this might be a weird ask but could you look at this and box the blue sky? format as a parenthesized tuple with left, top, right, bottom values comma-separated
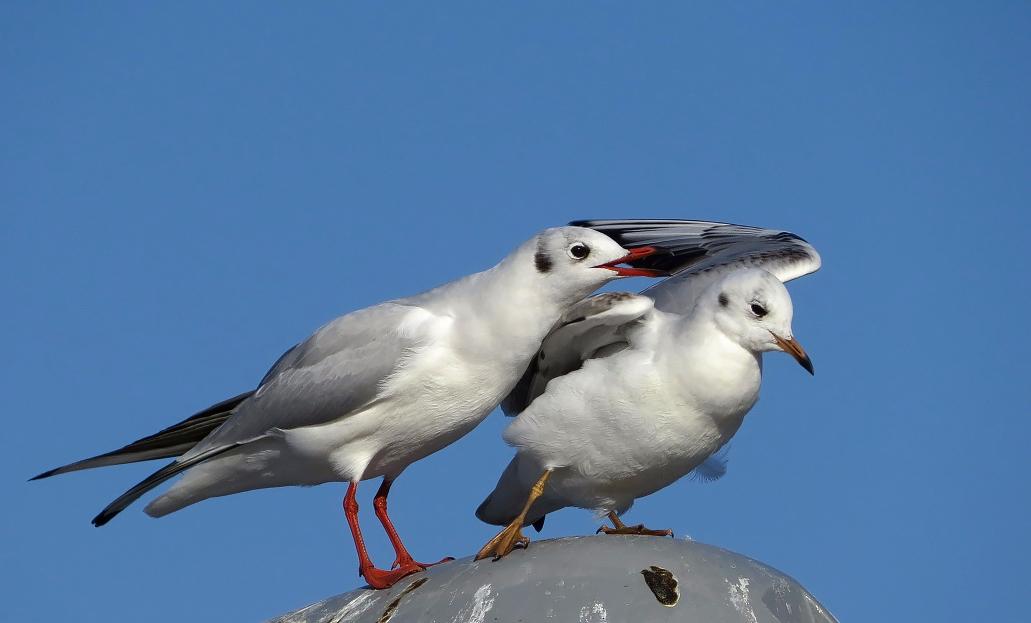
(3, 3, 1029, 621)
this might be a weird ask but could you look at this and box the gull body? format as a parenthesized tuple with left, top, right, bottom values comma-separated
(480, 271, 788, 523)
(34, 225, 663, 588)
(147, 255, 597, 517)
(473, 220, 820, 558)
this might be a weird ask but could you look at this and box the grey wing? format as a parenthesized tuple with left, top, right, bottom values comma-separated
(502, 292, 654, 416)
(182, 302, 441, 460)
(571, 219, 821, 312)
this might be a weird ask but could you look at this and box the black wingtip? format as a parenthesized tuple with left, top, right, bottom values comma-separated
(29, 469, 55, 482)
(531, 516, 546, 532)
(87, 446, 234, 529)
(28, 390, 254, 486)
(88, 459, 183, 528)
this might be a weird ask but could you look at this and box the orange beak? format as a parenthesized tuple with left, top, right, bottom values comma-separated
(771, 332, 814, 375)
(592, 246, 668, 277)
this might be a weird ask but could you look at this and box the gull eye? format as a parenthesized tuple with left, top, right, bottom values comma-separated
(567, 242, 590, 260)
(750, 303, 768, 318)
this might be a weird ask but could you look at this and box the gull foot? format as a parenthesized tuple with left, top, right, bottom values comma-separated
(597, 524, 674, 537)
(475, 523, 530, 561)
(391, 555, 455, 570)
(360, 561, 427, 590)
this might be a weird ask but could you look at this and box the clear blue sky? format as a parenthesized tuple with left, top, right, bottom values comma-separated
(3, 3, 1028, 621)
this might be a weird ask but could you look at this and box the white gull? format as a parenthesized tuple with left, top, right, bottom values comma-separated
(33, 225, 664, 588)
(474, 219, 820, 559)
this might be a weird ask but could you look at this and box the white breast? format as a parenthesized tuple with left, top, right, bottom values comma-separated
(505, 334, 762, 512)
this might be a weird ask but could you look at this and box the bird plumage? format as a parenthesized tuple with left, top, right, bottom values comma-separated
(479, 220, 820, 532)
(35, 226, 659, 527)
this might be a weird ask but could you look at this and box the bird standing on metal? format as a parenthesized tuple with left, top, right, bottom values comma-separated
(474, 220, 820, 560)
(33, 225, 665, 588)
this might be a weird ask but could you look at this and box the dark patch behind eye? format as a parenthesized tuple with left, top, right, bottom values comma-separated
(718, 292, 729, 307)
(534, 240, 552, 273)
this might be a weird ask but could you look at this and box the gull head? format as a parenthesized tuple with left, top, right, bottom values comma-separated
(710, 268, 814, 375)
(530, 226, 666, 293)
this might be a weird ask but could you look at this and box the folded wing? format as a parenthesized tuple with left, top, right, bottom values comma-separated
(501, 292, 655, 416)
(88, 302, 446, 525)
(181, 302, 443, 460)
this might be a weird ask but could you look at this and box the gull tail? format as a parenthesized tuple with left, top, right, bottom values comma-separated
(91, 446, 234, 526)
(30, 391, 254, 481)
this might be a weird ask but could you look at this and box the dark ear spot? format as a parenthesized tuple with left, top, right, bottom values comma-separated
(718, 292, 729, 307)
(534, 241, 552, 273)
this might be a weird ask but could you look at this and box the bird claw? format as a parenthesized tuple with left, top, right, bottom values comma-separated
(491, 535, 530, 561)
(598, 524, 674, 538)
(506, 532, 530, 551)
(359, 562, 426, 590)
(391, 554, 454, 570)
(475, 525, 530, 561)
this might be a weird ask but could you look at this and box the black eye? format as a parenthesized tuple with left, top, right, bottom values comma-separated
(750, 303, 767, 318)
(567, 242, 590, 260)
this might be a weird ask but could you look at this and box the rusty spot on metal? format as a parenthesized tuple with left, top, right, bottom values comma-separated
(376, 577, 428, 623)
(641, 565, 679, 607)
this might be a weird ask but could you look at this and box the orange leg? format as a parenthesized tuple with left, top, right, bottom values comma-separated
(475, 470, 552, 561)
(372, 479, 453, 570)
(342, 481, 424, 589)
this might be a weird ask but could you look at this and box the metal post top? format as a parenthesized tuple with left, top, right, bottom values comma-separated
(270, 535, 837, 623)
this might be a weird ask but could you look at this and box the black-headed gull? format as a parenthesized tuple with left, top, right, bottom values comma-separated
(474, 219, 820, 560)
(32, 225, 665, 588)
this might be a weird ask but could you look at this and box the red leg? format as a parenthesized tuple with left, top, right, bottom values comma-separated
(373, 478, 453, 569)
(342, 481, 424, 589)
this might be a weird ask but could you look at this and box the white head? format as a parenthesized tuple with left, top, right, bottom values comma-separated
(524, 226, 665, 302)
(707, 268, 813, 374)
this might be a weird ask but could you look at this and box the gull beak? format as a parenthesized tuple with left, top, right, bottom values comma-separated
(593, 246, 668, 277)
(771, 332, 814, 375)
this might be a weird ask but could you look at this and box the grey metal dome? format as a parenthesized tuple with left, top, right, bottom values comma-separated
(270, 535, 837, 623)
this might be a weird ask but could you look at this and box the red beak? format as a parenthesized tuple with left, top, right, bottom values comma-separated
(593, 246, 668, 277)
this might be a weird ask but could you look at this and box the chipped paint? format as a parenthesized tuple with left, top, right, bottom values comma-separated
(376, 577, 428, 623)
(641, 565, 679, 607)
(727, 577, 758, 623)
(450, 583, 496, 623)
(578, 602, 608, 622)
